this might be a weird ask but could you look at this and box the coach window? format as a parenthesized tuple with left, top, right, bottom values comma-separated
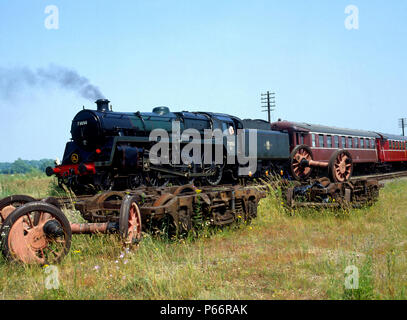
(327, 136, 332, 148)
(348, 137, 353, 148)
(319, 135, 324, 147)
(312, 134, 316, 147)
(354, 138, 359, 148)
(334, 136, 339, 148)
(342, 137, 346, 148)
(371, 140, 375, 149)
(360, 138, 364, 149)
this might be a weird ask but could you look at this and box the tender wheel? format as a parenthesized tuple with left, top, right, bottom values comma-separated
(290, 145, 313, 181)
(1, 202, 72, 265)
(329, 150, 353, 182)
(0, 195, 36, 224)
(119, 195, 143, 246)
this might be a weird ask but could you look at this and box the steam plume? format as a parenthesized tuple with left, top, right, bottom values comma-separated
(0, 65, 104, 101)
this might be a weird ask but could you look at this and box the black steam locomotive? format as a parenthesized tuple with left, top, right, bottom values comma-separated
(46, 99, 290, 194)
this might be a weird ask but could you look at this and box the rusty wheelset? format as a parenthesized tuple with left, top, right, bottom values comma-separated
(0, 195, 142, 265)
(290, 145, 354, 183)
(0, 184, 267, 265)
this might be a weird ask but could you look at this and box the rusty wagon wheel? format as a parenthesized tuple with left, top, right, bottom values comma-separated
(153, 193, 176, 207)
(152, 193, 179, 238)
(328, 150, 353, 182)
(1, 202, 72, 265)
(290, 145, 313, 181)
(119, 195, 143, 246)
(0, 195, 36, 224)
(173, 185, 197, 196)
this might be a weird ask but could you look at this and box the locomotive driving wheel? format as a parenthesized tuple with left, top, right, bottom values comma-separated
(1, 202, 72, 265)
(205, 164, 224, 186)
(329, 150, 353, 182)
(290, 145, 313, 181)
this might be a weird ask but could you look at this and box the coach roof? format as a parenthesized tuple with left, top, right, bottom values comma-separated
(376, 132, 407, 141)
(270, 121, 379, 138)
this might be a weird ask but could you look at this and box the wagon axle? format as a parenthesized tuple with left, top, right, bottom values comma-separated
(45, 220, 120, 236)
(290, 145, 354, 183)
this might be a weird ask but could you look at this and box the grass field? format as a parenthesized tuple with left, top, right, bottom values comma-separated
(0, 174, 406, 300)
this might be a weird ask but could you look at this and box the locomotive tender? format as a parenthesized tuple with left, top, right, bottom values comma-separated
(46, 99, 407, 194)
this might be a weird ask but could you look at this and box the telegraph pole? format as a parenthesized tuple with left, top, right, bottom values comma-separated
(399, 118, 407, 136)
(261, 91, 276, 123)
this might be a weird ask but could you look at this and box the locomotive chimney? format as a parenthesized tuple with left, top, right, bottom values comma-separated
(95, 99, 110, 112)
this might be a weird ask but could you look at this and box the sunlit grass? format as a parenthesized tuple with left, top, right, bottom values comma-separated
(0, 174, 406, 299)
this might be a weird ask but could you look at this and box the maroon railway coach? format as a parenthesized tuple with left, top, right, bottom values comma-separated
(376, 133, 407, 166)
(270, 121, 380, 182)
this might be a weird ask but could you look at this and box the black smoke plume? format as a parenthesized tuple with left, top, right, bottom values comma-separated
(0, 65, 104, 101)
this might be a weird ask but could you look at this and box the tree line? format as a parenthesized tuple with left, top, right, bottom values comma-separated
(0, 159, 54, 174)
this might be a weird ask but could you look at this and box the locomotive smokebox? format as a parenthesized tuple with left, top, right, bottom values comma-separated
(95, 99, 110, 112)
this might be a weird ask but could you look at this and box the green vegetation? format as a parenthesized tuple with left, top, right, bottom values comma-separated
(0, 174, 407, 300)
(0, 159, 54, 175)
(0, 171, 54, 199)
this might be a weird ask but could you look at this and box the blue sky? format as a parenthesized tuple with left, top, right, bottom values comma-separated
(0, 0, 406, 162)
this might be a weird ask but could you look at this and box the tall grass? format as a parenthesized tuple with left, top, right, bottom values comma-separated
(0, 174, 406, 299)
(0, 172, 53, 199)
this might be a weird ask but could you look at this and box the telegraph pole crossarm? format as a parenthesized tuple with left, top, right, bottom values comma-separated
(261, 91, 276, 124)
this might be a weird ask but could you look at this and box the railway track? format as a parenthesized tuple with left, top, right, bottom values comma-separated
(352, 170, 407, 182)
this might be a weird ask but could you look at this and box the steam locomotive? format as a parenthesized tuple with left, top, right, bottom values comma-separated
(47, 99, 407, 195)
(46, 99, 289, 194)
